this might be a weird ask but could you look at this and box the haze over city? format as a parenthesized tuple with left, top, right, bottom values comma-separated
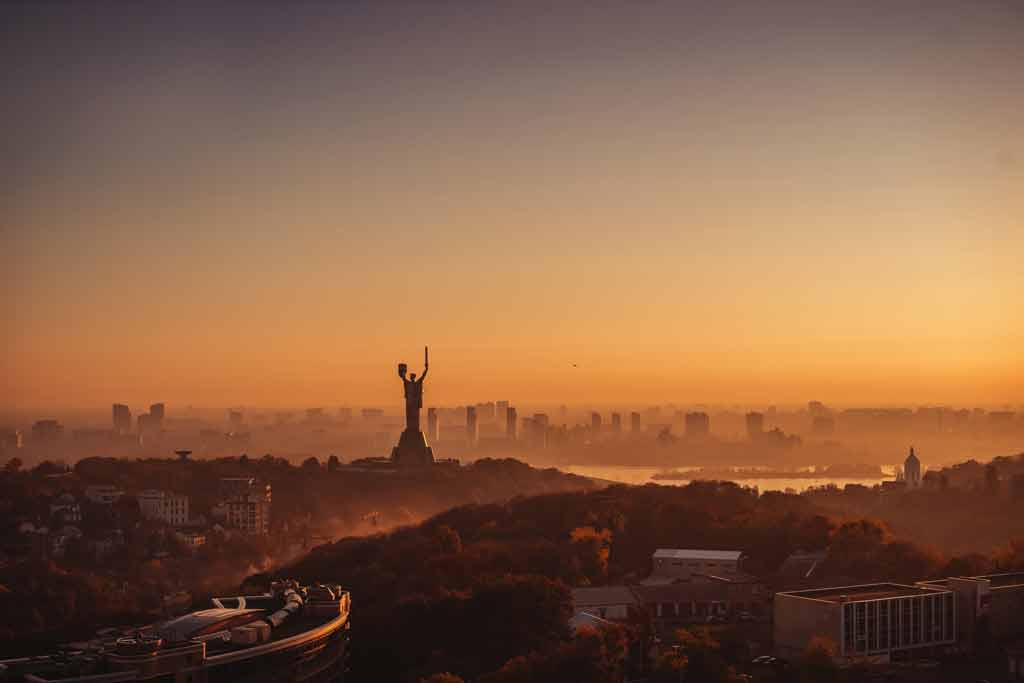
(4, 1, 1022, 415)
(2, 3, 1024, 682)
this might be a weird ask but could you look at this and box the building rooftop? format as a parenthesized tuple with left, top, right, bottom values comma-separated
(779, 582, 949, 604)
(919, 572, 1024, 590)
(980, 572, 1024, 588)
(653, 549, 743, 561)
(573, 586, 639, 607)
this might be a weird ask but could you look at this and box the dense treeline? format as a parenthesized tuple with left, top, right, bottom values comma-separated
(806, 452, 1024, 554)
(0, 455, 593, 654)
(287, 480, 1023, 682)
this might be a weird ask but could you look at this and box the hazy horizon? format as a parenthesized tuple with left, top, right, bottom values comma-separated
(4, 1, 1022, 413)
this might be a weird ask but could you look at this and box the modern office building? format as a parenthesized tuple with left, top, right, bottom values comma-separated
(774, 583, 956, 662)
(685, 412, 710, 437)
(630, 411, 642, 434)
(507, 406, 518, 440)
(591, 412, 602, 434)
(611, 412, 622, 433)
(918, 572, 1024, 646)
(149, 402, 165, 424)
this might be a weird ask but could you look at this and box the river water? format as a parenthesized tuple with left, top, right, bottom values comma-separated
(562, 465, 891, 493)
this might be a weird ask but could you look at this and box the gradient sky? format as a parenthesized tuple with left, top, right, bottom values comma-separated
(2, 1, 1022, 414)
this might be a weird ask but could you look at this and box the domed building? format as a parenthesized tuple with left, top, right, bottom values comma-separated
(904, 447, 922, 488)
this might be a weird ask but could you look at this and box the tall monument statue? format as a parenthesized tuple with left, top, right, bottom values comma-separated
(398, 346, 428, 431)
(391, 346, 435, 465)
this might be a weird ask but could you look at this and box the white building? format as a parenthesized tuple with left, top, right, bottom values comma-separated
(652, 549, 744, 580)
(138, 489, 190, 527)
(84, 484, 125, 505)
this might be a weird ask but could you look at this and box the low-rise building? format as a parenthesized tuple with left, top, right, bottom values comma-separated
(774, 583, 957, 663)
(84, 484, 125, 505)
(633, 576, 768, 627)
(919, 572, 1024, 647)
(651, 548, 744, 580)
(572, 586, 639, 621)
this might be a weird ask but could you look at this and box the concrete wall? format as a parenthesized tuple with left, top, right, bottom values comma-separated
(773, 594, 841, 660)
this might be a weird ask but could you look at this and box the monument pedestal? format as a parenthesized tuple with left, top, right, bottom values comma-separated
(391, 429, 434, 466)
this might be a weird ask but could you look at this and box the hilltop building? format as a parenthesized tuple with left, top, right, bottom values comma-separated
(904, 447, 922, 488)
(138, 489, 189, 527)
(218, 477, 271, 534)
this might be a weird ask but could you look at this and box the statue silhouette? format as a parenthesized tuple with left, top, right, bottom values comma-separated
(392, 346, 434, 465)
(398, 346, 428, 431)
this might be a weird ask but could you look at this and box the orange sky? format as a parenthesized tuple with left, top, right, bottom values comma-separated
(3, 1, 1022, 414)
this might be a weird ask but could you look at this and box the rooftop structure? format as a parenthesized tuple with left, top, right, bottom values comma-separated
(653, 549, 743, 562)
(775, 582, 956, 663)
(0, 580, 350, 682)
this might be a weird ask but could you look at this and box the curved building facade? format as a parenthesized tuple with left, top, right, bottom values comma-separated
(0, 581, 349, 683)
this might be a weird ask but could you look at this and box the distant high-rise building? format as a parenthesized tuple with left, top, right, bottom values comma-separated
(904, 447, 922, 488)
(611, 412, 622, 433)
(685, 412, 710, 437)
(476, 402, 496, 421)
(466, 406, 478, 445)
(149, 403, 165, 424)
(745, 412, 764, 440)
(529, 413, 549, 448)
(591, 412, 602, 434)
(427, 407, 439, 442)
(808, 401, 829, 418)
(507, 407, 518, 440)
(137, 413, 161, 435)
(361, 408, 384, 421)
(630, 411, 642, 433)
(31, 419, 63, 443)
(228, 410, 244, 430)
(112, 404, 132, 436)
(496, 400, 509, 423)
(0, 429, 23, 450)
(812, 415, 835, 435)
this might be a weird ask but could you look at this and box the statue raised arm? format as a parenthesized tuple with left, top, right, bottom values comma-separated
(417, 347, 428, 383)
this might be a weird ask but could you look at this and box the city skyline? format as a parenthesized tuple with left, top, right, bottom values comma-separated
(4, 1, 1022, 412)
